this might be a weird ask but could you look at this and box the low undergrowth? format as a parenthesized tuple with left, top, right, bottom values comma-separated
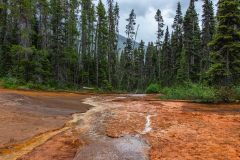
(0, 77, 119, 93)
(146, 83, 160, 94)
(0, 77, 82, 91)
(1, 77, 239, 103)
(146, 83, 240, 103)
(160, 83, 216, 102)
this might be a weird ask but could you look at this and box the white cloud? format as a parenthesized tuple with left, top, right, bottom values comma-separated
(96, 0, 218, 42)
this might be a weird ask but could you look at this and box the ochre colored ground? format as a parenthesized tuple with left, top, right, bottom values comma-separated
(0, 90, 239, 160)
(105, 99, 240, 159)
(0, 89, 92, 155)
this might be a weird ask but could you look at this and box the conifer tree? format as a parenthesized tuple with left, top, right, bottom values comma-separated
(135, 40, 145, 90)
(122, 9, 136, 90)
(208, 0, 240, 86)
(64, 0, 79, 84)
(182, 0, 201, 82)
(201, 0, 215, 80)
(155, 9, 164, 80)
(96, 0, 108, 87)
(50, 0, 66, 82)
(0, 0, 8, 75)
(114, 2, 120, 36)
(145, 42, 157, 85)
(155, 9, 164, 49)
(162, 27, 172, 86)
(107, 0, 116, 86)
(80, 0, 95, 85)
(34, 0, 50, 50)
(172, 2, 183, 82)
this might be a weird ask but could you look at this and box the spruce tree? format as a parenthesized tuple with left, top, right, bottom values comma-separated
(162, 27, 172, 86)
(107, 0, 116, 86)
(172, 2, 183, 83)
(80, 0, 95, 85)
(34, 0, 50, 50)
(155, 9, 164, 49)
(64, 0, 79, 84)
(135, 40, 145, 90)
(208, 0, 240, 86)
(50, 0, 66, 82)
(96, 0, 108, 87)
(201, 0, 215, 80)
(10, 0, 35, 81)
(145, 42, 156, 85)
(0, 0, 8, 76)
(182, 0, 201, 82)
(114, 2, 120, 36)
(122, 9, 136, 90)
(155, 9, 164, 81)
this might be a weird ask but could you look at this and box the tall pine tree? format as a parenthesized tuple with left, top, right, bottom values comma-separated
(96, 0, 108, 87)
(122, 9, 136, 91)
(155, 9, 164, 81)
(201, 0, 215, 80)
(172, 2, 183, 83)
(208, 0, 240, 86)
(161, 27, 172, 86)
(181, 0, 201, 82)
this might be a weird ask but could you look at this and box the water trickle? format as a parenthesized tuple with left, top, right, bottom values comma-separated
(142, 115, 152, 134)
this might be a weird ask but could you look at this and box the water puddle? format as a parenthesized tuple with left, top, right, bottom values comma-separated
(73, 136, 149, 160)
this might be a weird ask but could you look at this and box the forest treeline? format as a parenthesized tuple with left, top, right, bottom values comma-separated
(0, 0, 239, 92)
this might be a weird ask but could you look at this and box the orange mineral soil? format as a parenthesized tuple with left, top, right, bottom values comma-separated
(0, 90, 239, 160)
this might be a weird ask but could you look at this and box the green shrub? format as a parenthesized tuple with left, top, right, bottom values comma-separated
(160, 83, 216, 102)
(235, 86, 240, 99)
(214, 86, 240, 102)
(102, 80, 113, 91)
(2, 77, 20, 89)
(146, 84, 160, 94)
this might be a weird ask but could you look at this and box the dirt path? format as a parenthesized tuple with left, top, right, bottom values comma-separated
(0, 90, 239, 160)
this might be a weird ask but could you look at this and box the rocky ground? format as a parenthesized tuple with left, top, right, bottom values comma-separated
(0, 89, 239, 160)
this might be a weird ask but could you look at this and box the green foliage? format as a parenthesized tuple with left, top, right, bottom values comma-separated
(1, 77, 20, 89)
(208, 0, 240, 86)
(146, 83, 160, 94)
(171, 2, 183, 84)
(182, 0, 201, 81)
(161, 27, 172, 86)
(102, 80, 113, 91)
(121, 9, 136, 91)
(10, 45, 51, 83)
(215, 87, 238, 102)
(0, 0, 239, 98)
(235, 86, 240, 100)
(0, 77, 79, 91)
(160, 83, 216, 102)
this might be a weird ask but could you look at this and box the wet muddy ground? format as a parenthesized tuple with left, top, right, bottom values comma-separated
(0, 90, 239, 160)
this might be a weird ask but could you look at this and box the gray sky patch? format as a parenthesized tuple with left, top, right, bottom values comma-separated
(95, 0, 218, 43)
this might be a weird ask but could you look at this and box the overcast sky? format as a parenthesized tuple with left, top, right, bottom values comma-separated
(95, 0, 218, 43)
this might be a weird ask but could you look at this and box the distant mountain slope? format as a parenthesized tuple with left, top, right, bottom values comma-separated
(117, 35, 146, 52)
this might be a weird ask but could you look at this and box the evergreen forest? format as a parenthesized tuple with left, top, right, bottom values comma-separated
(0, 0, 239, 101)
